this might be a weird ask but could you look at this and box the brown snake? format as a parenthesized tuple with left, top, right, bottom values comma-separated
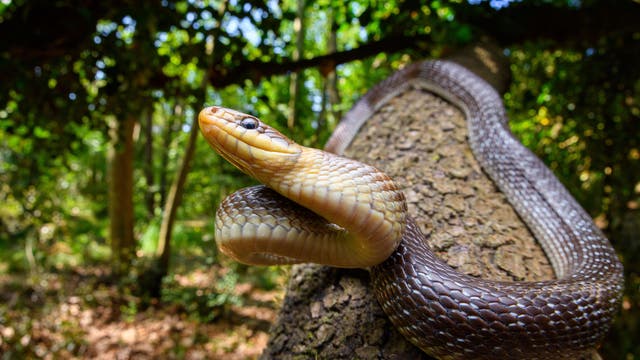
(199, 60, 624, 359)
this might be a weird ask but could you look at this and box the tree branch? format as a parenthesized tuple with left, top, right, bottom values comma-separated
(207, 33, 432, 88)
(206, 1, 640, 89)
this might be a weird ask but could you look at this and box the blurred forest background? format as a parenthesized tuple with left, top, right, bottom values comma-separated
(1, 0, 639, 358)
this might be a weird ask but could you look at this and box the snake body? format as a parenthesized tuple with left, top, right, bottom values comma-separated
(199, 60, 623, 359)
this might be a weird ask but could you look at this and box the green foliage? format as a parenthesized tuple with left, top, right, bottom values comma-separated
(161, 268, 242, 323)
(506, 35, 640, 234)
(245, 265, 290, 291)
(505, 35, 640, 360)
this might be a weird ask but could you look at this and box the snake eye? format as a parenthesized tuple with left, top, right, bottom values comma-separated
(240, 117, 259, 130)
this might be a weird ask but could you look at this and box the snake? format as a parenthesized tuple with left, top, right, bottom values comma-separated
(198, 60, 624, 359)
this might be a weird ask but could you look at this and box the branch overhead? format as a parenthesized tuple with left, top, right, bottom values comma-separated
(207, 34, 432, 88)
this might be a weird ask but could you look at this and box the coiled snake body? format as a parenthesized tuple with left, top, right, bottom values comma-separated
(199, 60, 623, 359)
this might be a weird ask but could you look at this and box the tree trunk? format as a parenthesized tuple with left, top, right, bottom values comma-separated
(143, 108, 155, 218)
(107, 114, 136, 277)
(156, 113, 200, 280)
(317, 7, 340, 141)
(326, 11, 341, 125)
(287, 0, 305, 130)
(147, 3, 227, 296)
(260, 42, 557, 358)
(159, 108, 178, 209)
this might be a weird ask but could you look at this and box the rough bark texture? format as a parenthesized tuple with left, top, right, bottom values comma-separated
(261, 44, 556, 359)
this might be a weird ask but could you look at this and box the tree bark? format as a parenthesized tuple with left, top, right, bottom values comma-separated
(260, 42, 557, 358)
(159, 105, 179, 210)
(156, 114, 200, 280)
(317, 8, 341, 140)
(143, 108, 155, 218)
(287, 0, 306, 130)
(107, 115, 136, 277)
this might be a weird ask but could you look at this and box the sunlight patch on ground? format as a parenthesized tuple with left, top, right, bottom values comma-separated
(0, 265, 286, 359)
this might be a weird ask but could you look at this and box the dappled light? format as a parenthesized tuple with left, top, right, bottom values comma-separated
(0, 263, 284, 358)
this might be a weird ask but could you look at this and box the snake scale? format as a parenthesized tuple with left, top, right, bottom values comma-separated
(199, 60, 624, 359)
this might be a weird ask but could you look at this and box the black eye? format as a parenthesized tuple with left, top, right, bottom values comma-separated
(240, 117, 259, 130)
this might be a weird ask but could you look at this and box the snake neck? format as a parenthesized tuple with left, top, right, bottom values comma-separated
(261, 147, 408, 267)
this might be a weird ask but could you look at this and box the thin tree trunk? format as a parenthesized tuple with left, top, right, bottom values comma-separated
(287, 0, 305, 130)
(143, 109, 155, 218)
(140, 1, 229, 298)
(317, 76, 329, 142)
(158, 106, 178, 208)
(326, 10, 341, 126)
(155, 113, 200, 281)
(107, 114, 136, 277)
(316, 7, 339, 140)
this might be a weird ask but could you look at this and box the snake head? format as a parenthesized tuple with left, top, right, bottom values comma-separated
(198, 106, 302, 180)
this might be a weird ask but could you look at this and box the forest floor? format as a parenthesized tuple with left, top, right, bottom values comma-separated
(0, 263, 286, 359)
